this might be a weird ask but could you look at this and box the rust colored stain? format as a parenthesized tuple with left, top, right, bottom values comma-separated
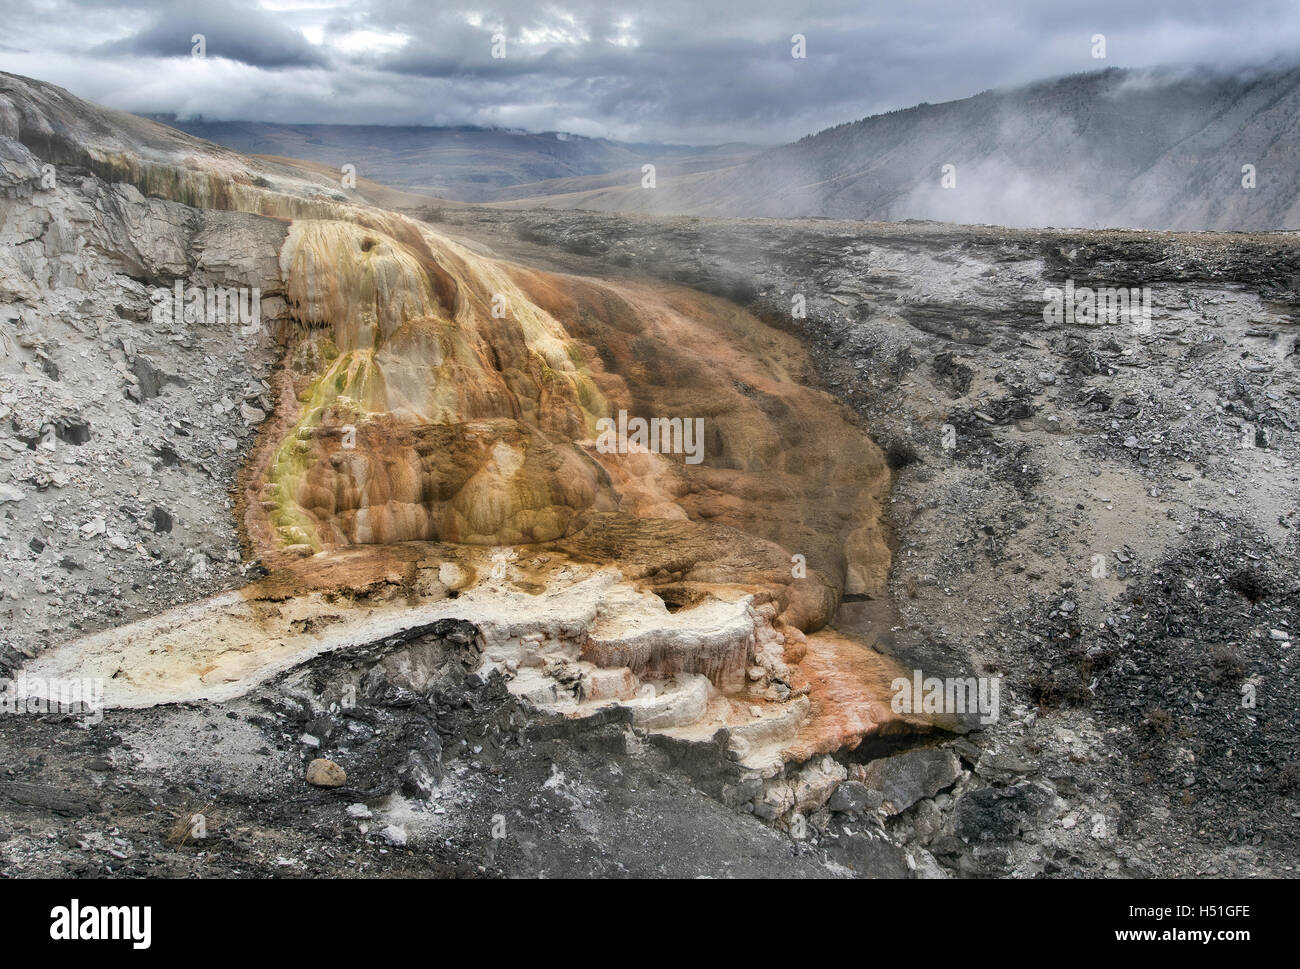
(786, 628, 943, 761)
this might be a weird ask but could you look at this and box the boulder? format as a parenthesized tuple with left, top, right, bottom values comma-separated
(953, 782, 1056, 842)
(305, 758, 346, 788)
(856, 748, 961, 815)
(827, 779, 877, 815)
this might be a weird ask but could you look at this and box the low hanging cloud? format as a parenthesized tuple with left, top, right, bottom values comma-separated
(3, 0, 1300, 144)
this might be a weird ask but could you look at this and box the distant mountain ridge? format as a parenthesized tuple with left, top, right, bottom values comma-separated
(143, 115, 758, 203)
(493, 64, 1300, 231)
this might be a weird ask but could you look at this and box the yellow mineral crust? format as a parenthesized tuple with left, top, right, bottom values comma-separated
(251, 214, 891, 626)
(255, 218, 614, 551)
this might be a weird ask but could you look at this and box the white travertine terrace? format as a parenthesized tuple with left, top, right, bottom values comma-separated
(19, 548, 903, 770)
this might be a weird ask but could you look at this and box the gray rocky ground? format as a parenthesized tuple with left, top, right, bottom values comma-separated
(419, 207, 1300, 876)
(2, 85, 1298, 876)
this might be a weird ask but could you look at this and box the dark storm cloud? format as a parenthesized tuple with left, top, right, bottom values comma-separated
(3, 0, 1299, 143)
(94, 2, 326, 68)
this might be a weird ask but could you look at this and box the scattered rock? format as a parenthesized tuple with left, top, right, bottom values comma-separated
(150, 506, 173, 533)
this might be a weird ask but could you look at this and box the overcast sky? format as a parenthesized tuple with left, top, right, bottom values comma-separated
(3, 0, 1299, 144)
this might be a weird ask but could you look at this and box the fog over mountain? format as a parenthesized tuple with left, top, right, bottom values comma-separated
(500, 63, 1300, 231)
